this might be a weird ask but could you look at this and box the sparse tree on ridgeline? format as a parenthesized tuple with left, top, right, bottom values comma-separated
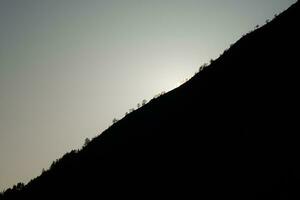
(112, 118, 118, 124)
(84, 138, 90, 147)
(142, 99, 147, 106)
(129, 108, 135, 113)
(199, 63, 208, 72)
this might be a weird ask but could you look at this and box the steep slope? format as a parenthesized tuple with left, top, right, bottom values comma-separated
(2, 1, 300, 199)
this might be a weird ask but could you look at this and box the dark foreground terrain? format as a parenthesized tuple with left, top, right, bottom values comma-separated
(1, 1, 299, 199)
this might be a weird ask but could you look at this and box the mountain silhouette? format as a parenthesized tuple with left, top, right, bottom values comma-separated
(1, 1, 299, 199)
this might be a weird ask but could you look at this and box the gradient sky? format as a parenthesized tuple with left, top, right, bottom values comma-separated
(0, 0, 296, 191)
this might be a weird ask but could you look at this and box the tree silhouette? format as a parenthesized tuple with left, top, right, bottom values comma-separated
(112, 118, 118, 124)
(84, 138, 90, 147)
(142, 99, 147, 106)
(199, 63, 208, 72)
(14, 183, 24, 191)
(50, 159, 58, 169)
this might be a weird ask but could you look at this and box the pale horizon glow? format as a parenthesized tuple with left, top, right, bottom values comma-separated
(0, 0, 296, 191)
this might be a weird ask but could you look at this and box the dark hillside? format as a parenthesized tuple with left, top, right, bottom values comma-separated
(1, 1, 299, 199)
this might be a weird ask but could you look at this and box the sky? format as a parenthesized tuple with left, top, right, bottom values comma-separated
(0, 0, 296, 191)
